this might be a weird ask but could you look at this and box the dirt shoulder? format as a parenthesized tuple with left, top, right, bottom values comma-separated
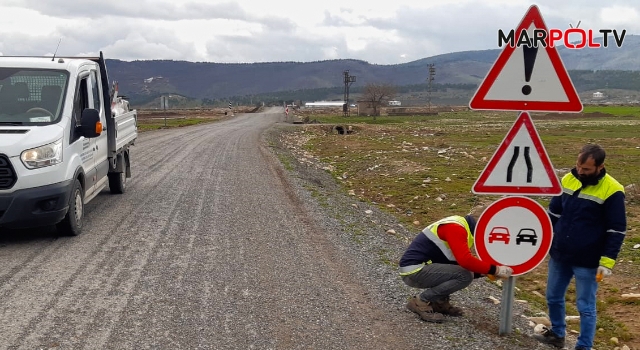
(263, 115, 640, 350)
(263, 122, 567, 350)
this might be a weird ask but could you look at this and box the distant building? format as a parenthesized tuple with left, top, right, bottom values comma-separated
(593, 91, 604, 99)
(304, 101, 345, 108)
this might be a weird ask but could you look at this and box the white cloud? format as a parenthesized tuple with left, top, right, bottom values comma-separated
(600, 6, 640, 27)
(0, 0, 638, 64)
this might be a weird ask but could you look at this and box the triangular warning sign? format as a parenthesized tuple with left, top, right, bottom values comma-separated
(473, 112, 562, 196)
(469, 5, 583, 112)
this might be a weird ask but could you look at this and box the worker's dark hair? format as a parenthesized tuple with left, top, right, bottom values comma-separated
(579, 144, 606, 166)
(465, 215, 477, 236)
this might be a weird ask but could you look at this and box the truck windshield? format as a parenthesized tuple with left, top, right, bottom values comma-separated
(0, 68, 69, 124)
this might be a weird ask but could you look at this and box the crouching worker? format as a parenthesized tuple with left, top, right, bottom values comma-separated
(399, 213, 513, 323)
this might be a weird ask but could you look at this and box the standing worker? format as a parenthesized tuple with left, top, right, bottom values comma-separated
(399, 209, 513, 323)
(533, 144, 626, 350)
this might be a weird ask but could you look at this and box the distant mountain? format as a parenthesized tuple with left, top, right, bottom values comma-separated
(558, 34, 640, 70)
(105, 35, 640, 106)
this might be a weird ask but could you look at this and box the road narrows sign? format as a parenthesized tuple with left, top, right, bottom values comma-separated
(469, 5, 583, 112)
(474, 196, 553, 276)
(473, 111, 561, 196)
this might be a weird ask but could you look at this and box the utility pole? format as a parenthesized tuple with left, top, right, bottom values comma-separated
(343, 70, 356, 117)
(161, 95, 168, 127)
(427, 64, 435, 112)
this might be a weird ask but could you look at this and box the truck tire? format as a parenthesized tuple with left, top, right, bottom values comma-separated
(108, 171, 126, 194)
(109, 153, 128, 194)
(57, 179, 84, 236)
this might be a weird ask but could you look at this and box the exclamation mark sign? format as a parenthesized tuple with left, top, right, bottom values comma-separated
(521, 45, 538, 96)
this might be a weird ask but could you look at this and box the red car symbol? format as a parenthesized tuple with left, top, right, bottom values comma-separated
(488, 227, 511, 244)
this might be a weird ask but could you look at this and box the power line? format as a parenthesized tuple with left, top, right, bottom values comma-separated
(343, 70, 356, 117)
(427, 64, 435, 111)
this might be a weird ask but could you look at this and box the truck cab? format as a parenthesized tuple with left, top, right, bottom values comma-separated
(0, 52, 137, 235)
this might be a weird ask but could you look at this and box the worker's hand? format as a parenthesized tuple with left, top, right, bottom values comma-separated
(596, 266, 612, 282)
(597, 266, 612, 276)
(495, 265, 513, 279)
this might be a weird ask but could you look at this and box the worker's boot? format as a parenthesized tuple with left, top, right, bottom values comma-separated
(406, 296, 445, 323)
(431, 296, 464, 317)
(532, 326, 565, 348)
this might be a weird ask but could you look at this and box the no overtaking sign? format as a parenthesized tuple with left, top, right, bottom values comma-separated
(474, 196, 553, 276)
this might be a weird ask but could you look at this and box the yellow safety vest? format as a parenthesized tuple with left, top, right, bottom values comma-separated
(399, 215, 474, 276)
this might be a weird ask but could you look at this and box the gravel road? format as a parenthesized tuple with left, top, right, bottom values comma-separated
(0, 107, 561, 349)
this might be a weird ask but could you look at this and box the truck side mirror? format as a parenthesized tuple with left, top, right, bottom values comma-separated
(80, 108, 102, 138)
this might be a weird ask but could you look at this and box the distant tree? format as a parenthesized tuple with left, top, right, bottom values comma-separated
(361, 83, 396, 117)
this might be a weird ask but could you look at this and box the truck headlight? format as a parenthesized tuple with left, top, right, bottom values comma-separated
(21, 139, 63, 169)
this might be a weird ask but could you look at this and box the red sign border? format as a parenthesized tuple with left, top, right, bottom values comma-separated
(469, 5, 583, 113)
(474, 196, 553, 276)
(472, 111, 562, 196)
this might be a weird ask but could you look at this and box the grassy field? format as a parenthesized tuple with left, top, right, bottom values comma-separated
(285, 106, 640, 349)
(582, 105, 640, 117)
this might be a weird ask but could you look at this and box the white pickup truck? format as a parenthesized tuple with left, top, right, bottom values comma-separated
(0, 52, 137, 235)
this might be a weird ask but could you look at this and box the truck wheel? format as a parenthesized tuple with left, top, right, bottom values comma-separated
(108, 171, 126, 194)
(57, 179, 84, 236)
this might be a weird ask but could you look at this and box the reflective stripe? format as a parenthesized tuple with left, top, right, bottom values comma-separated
(548, 210, 561, 219)
(423, 215, 473, 262)
(399, 264, 425, 276)
(577, 192, 605, 204)
(399, 260, 433, 276)
(423, 228, 455, 261)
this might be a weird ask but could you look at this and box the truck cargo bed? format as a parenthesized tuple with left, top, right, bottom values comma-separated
(113, 110, 137, 153)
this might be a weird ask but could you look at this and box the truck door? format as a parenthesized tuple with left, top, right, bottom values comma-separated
(73, 72, 97, 196)
(89, 69, 109, 190)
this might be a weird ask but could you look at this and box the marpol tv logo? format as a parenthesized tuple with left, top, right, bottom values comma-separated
(498, 27, 627, 49)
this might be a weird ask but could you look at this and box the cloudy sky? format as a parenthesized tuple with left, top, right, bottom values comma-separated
(0, 0, 638, 64)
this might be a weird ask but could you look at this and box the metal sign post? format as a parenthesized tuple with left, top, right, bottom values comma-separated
(499, 276, 516, 335)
